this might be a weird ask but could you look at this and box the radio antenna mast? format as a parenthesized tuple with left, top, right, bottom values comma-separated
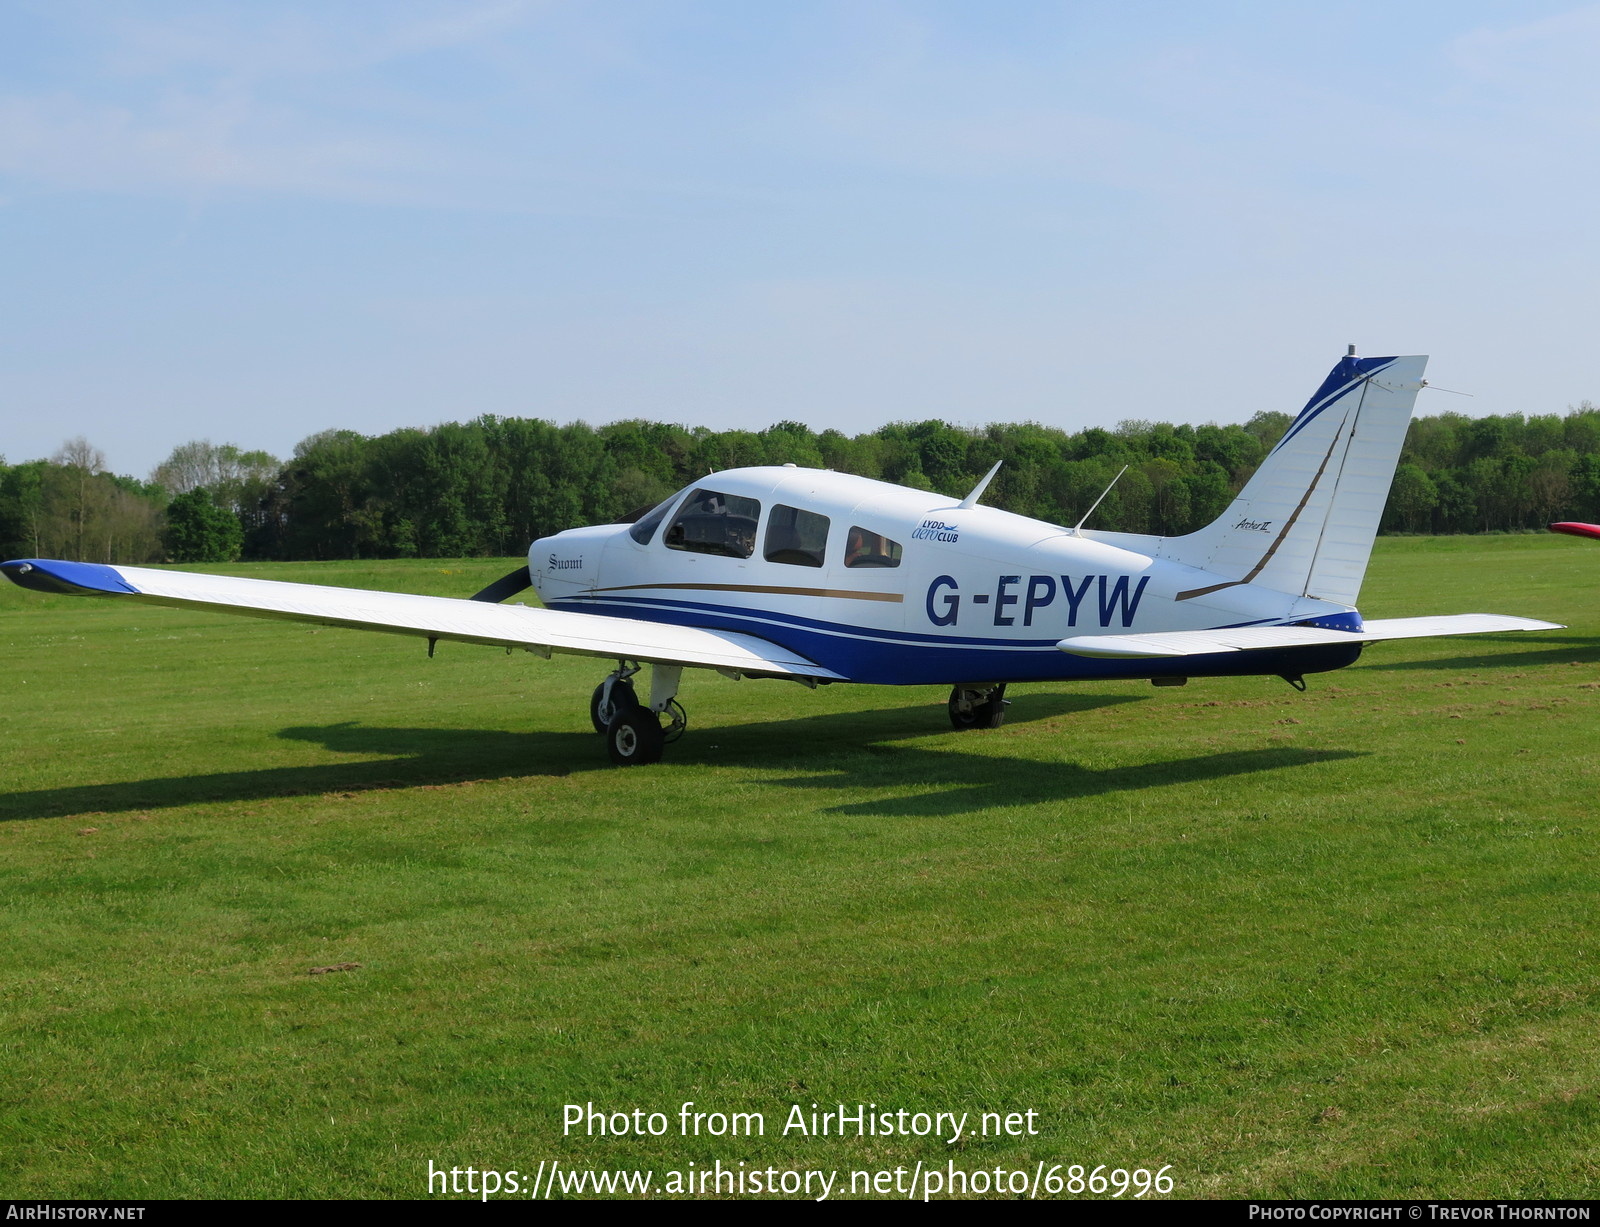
(1071, 465, 1129, 536)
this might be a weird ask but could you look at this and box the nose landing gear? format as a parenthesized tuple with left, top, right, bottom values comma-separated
(594, 662, 687, 765)
(605, 704, 665, 766)
(590, 668, 639, 733)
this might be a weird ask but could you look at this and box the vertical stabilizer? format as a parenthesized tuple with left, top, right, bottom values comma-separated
(1166, 353, 1427, 606)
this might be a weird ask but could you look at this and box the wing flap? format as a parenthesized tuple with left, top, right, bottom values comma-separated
(2, 559, 845, 680)
(1057, 614, 1562, 659)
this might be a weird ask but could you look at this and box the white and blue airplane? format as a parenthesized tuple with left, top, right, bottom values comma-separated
(2, 350, 1562, 765)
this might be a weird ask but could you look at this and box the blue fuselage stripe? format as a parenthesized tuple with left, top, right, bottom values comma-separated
(548, 596, 1357, 686)
(561, 593, 1065, 648)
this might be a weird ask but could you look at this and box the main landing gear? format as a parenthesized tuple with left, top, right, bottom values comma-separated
(948, 683, 1008, 731)
(591, 663, 687, 766)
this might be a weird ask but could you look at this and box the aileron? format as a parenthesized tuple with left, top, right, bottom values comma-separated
(3, 559, 843, 680)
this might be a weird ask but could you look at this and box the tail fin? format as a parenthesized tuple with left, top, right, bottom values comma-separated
(1166, 352, 1427, 606)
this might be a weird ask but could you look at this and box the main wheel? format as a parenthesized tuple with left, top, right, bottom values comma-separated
(948, 685, 1008, 730)
(590, 679, 638, 733)
(605, 706, 665, 766)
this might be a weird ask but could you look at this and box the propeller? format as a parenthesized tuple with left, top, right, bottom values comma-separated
(470, 564, 533, 603)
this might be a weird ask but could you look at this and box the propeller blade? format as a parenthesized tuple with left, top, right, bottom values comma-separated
(470, 565, 532, 603)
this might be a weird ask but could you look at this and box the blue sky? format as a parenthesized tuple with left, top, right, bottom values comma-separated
(4, 1, 1599, 478)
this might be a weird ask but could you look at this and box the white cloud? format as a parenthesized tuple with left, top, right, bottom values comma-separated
(0, 91, 436, 201)
(0, 2, 548, 202)
(1448, 3, 1600, 91)
(97, 1, 540, 82)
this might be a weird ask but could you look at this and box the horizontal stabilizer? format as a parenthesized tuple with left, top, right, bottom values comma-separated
(0, 559, 845, 680)
(1057, 614, 1562, 659)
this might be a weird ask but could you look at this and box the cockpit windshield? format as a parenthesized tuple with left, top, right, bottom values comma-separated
(627, 492, 682, 545)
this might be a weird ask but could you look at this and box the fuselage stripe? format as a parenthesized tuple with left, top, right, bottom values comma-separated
(550, 594, 1299, 652)
(590, 581, 902, 602)
(554, 594, 1066, 649)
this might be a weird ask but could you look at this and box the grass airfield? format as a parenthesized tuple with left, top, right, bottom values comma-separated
(2, 535, 1597, 1200)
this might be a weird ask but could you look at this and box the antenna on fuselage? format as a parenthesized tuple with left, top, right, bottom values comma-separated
(958, 460, 1004, 509)
(1070, 465, 1129, 536)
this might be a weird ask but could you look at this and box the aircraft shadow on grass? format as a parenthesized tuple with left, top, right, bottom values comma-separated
(1354, 633, 1600, 674)
(0, 690, 1359, 823)
(767, 745, 1362, 818)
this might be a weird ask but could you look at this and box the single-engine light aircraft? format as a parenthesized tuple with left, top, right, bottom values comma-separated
(3, 350, 1562, 765)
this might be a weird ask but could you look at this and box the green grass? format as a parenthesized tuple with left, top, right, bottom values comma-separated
(2, 538, 1598, 1199)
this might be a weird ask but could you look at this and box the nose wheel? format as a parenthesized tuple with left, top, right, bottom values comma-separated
(593, 663, 686, 765)
(605, 705, 666, 765)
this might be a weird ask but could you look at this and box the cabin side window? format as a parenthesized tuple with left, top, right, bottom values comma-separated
(844, 526, 902, 568)
(763, 505, 830, 568)
(663, 487, 761, 559)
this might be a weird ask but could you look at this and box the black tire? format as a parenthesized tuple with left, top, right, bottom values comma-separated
(590, 679, 637, 734)
(605, 707, 665, 766)
(948, 686, 1007, 731)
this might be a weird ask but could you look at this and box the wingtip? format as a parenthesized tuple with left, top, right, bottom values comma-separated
(2, 558, 140, 596)
(1550, 522, 1600, 541)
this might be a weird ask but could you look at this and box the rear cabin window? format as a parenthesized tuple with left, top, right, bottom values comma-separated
(663, 487, 761, 559)
(763, 505, 830, 568)
(844, 526, 903, 568)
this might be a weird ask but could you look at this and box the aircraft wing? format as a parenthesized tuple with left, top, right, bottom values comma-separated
(1056, 614, 1562, 659)
(1, 559, 846, 681)
(1550, 522, 1600, 541)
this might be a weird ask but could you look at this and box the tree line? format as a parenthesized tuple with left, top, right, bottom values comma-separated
(4, 404, 1599, 565)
